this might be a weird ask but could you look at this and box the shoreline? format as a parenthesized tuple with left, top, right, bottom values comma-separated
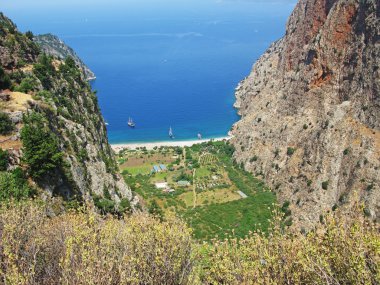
(111, 136, 232, 151)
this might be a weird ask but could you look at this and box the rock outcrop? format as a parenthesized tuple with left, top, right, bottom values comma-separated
(0, 13, 132, 205)
(231, 0, 379, 228)
(34, 34, 96, 81)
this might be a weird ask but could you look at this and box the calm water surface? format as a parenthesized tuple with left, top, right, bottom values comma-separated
(3, 0, 296, 143)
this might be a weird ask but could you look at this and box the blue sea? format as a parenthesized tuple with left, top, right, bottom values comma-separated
(3, 0, 296, 143)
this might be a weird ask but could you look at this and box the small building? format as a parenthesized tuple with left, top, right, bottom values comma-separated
(153, 165, 161, 173)
(163, 188, 175, 193)
(177, 180, 191, 187)
(159, 164, 167, 171)
(155, 182, 169, 189)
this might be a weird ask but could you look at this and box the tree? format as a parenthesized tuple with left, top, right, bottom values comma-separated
(0, 66, 11, 90)
(148, 200, 164, 220)
(25, 31, 34, 40)
(0, 148, 8, 171)
(0, 168, 34, 202)
(20, 112, 63, 180)
(0, 112, 14, 135)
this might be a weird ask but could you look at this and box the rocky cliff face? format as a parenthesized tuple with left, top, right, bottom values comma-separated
(0, 13, 132, 206)
(34, 34, 96, 81)
(231, 0, 379, 228)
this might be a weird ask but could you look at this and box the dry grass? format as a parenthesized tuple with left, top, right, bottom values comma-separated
(0, 202, 193, 285)
(0, 200, 378, 284)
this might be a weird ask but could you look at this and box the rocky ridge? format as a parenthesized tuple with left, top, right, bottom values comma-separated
(34, 34, 96, 81)
(231, 0, 379, 228)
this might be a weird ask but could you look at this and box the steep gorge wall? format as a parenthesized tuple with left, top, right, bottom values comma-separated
(231, 0, 379, 228)
(0, 13, 132, 204)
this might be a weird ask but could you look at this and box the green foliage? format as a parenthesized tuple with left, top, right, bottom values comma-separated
(33, 54, 55, 90)
(0, 112, 14, 135)
(20, 112, 64, 180)
(93, 195, 116, 215)
(250, 155, 258, 162)
(148, 199, 164, 221)
(343, 148, 350, 155)
(322, 180, 329, 190)
(14, 76, 37, 93)
(0, 168, 35, 202)
(119, 197, 132, 214)
(25, 30, 34, 40)
(103, 186, 112, 200)
(0, 148, 8, 171)
(287, 147, 296, 156)
(0, 66, 11, 90)
(175, 171, 192, 182)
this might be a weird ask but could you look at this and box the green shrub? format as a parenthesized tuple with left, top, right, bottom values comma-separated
(20, 112, 64, 180)
(287, 147, 296, 156)
(0, 66, 11, 90)
(33, 54, 55, 90)
(0, 148, 8, 171)
(322, 180, 329, 190)
(14, 76, 37, 93)
(250, 155, 258, 162)
(0, 112, 14, 135)
(119, 197, 132, 213)
(0, 168, 34, 202)
(93, 195, 116, 215)
(343, 148, 350, 155)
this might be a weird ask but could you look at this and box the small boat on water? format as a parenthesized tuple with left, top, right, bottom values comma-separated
(169, 126, 174, 139)
(128, 117, 136, 128)
(105, 121, 109, 126)
(197, 133, 202, 140)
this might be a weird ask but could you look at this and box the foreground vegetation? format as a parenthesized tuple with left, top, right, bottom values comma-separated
(0, 200, 378, 284)
(120, 141, 276, 240)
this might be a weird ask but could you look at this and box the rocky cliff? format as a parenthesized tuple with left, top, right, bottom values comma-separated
(34, 34, 96, 81)
(231, 0, 379, 228)
(0, 13, 132, 208)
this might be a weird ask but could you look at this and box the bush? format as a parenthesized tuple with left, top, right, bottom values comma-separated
(0, 66, 11, 90)
(93, 195, 116, 215)
(0, 112, 14, 135)
(14, 76, 37, 93)
(33, 54, 55, 90)
(287, 147, 296, 156)
(250, 155, 258, 162)
(0, 148, 8, 171)
(20, 112, 64, 179)
(197, 204, 379, 284)
(322, 180, 329, 190)
(0, 168, 34, 202)
(0, 201, 193, 285)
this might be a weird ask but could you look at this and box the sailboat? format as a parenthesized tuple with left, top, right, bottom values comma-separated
(128, 117, 136, 128)
(169, 126, 174, 139)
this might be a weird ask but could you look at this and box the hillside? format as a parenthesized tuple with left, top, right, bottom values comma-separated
(34, 34, 96, 81)
(231, 0, 379, 228)
(0, 13, 133, 211)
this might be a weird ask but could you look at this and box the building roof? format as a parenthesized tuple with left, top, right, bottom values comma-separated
(155, 182, 169, 189)
(177, 180, 190, 186)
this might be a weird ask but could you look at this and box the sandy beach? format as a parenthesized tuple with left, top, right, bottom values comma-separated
(111, 136, 232, 152)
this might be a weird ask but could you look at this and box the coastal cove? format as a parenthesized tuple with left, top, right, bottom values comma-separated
(4, 0, 296, 144)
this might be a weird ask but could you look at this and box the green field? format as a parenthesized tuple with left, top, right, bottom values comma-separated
(119, 141, 277, 241)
